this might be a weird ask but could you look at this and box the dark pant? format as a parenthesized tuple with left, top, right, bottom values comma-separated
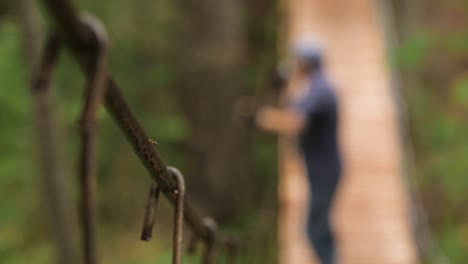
(307, 173, 340, 264)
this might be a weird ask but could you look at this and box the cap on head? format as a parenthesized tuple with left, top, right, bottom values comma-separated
(292, 37, 324, 70)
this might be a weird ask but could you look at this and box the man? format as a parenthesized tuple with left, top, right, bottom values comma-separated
(256, 42, 342, 264)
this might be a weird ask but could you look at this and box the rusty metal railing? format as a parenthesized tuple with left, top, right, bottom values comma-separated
(36, 0, 239, 263)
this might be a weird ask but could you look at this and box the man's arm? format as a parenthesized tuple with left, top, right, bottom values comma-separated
(255, 106, 306, 136)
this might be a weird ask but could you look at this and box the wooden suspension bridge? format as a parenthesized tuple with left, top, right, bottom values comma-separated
(278, 0, 419, 263)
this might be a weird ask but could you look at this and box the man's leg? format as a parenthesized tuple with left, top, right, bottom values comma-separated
(307, 175, 340, 264)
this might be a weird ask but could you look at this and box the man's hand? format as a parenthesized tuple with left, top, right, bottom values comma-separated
(255, 106, 305, 136)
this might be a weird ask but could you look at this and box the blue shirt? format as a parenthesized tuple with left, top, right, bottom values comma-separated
(292, 72, 342, 177)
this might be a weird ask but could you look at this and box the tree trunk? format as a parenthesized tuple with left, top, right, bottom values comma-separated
(172, 0, 251, 222)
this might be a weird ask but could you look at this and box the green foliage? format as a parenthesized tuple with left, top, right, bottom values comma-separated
(0, 22, 41, 264)
(444, 34, 468, 57)
(395, 32, 434, 70)
(440, 226, 467, 262)
(0, 0, 15, 18)
(399, 23, 468, 264)
(452, 76, 468, 105)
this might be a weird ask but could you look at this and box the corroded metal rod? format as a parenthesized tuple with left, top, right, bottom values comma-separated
(141, 182, 160, 241)
(167, 167, 186, 264)
(77, 13, 109, 264)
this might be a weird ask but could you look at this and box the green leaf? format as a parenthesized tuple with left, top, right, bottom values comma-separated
(452, 76, 468, 105)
